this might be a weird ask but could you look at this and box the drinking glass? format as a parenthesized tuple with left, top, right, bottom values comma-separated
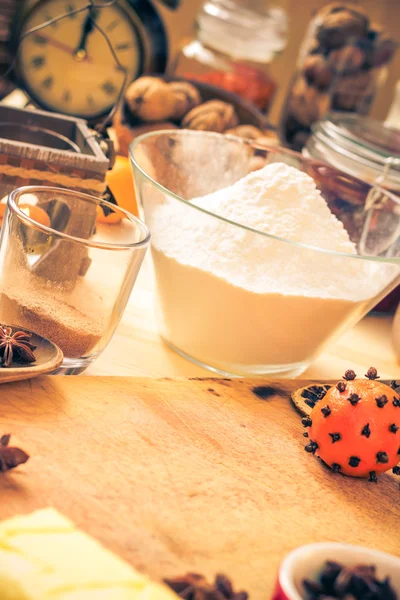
(0, 186, 150, 374)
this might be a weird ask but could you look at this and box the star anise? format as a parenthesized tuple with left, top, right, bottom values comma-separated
(303, 560, 398, 600)
(0, 434, 29, 472)
(0, 326, 36, 367)
(164, 573, 248, 600)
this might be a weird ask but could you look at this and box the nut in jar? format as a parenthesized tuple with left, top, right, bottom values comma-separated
(331, 70, 373, 112)
(316, 5, 369, 49)
(287, 77, 330, 128)
(281, 2, 397, 150)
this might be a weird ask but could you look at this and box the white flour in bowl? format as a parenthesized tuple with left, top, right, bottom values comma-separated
(148, 163, 394, 375)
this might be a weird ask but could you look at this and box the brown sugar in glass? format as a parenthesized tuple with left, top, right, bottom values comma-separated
(0, 186, 149, 374)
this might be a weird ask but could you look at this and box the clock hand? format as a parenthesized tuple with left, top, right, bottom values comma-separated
(38, 35, 75, 55)
(74, 6, 98, 60)
(38, 34, 93, 63)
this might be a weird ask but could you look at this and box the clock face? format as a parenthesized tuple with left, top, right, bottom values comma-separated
(17, 0, 143, 119)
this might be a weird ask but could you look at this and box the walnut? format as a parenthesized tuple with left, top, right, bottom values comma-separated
(254, 132, 280, 148)
(333, 70, 372, 94)
(168, 81, 202, 121)
(317, 8, 369, 49)
(372, 37, 397, 67)
(317, 2, 368, 20)
(225, 125, 264, 140)
(303, 55, 334, 90)
(329, 45, 365, 73)
(302, 38, 324, 57)
(287, 77, 330, 127)
(182, 100, 239, 132)
(125, 77, 176, 122)
(331, 71, 373, 111)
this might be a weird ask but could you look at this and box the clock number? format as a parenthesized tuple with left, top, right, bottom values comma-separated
(87, 94, 95, 107)
(34, 35, 48, 46)
(63, 90, 71, 103)
(101, 81, 117, 96)
(66, 3, 76, 18)
(42, 76, 54, 89)
(45, 14, 57, 28)
(115, 43, 131, 51)
(31, 55, 45, 69)
(106, 19, 119, 32)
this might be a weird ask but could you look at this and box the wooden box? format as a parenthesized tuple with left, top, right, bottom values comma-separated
(0, 105, 109, 199)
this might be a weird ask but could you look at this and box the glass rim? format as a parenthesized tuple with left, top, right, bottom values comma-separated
(315, 114, 400, 161)
(310, 122, 400, 178)
(130, 129, 400, 264)
(0, 122, 82, 153)
(308, 134, 384, 174)
(8, 185, 151, 251)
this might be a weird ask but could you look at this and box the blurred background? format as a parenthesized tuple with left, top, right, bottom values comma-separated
(157, 0, 400, 125)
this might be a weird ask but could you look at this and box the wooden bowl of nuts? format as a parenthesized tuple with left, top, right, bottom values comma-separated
(113, 75, 279, 157)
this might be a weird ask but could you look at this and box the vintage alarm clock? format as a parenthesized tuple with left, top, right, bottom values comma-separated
(4, 0, 178, 122)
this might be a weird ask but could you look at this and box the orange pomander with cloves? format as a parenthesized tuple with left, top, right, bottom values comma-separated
(303, 368, 400, 482)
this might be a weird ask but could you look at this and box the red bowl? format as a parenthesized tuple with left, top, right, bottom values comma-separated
(271, 542, 400, 600)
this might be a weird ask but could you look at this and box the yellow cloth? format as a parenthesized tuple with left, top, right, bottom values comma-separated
(0, 508, 178, 600)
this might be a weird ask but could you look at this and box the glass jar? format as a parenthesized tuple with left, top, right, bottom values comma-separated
(305, 114, 400, 191)
(281, 2, 396, 150)
(169, 0, 287, 113)
(305, 113, 400, 313)
(385, 80, 400, 130)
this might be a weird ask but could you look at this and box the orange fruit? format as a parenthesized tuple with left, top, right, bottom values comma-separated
(308, 376, 400, 478)
(19, 204, 51, 228)
(96, 205, 122, 225)
(0, 203, 6, 228)
(106, 155, 138, 217)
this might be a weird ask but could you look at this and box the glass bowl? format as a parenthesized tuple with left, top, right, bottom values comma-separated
(130, 130, 400, 378)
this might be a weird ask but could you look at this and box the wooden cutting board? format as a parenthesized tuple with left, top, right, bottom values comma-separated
(0, 376, 399, 598)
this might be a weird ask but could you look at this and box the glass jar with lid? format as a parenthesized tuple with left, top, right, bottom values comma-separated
(305, 113, 400, 313)
(169, 0, 288, 113)
(280, 2, 396, 151)
(305, 114, 400, 192)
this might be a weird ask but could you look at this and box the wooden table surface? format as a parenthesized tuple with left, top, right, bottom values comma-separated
(1, 376, 399, 598)
(86, 257, 400, 380)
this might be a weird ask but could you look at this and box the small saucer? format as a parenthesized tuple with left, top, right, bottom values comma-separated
(0, 325, 63, 384)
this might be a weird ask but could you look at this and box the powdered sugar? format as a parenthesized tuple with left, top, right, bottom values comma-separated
(148, 162, 393, 375)
(150, 163, 381, 299)
(194, 163, 355, 252)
